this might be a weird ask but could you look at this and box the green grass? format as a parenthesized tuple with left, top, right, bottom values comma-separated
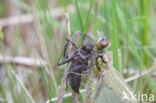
(0, 0, 156, 102)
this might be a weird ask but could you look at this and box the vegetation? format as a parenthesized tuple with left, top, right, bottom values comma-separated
(0, 0, 156, 103)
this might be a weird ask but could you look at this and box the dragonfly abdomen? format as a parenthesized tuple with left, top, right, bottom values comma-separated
(69, 73, 81, 93)
(69, 64, 88, 93)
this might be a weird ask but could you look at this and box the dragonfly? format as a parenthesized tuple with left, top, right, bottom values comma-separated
(85, 37, 138, 103)
(57, 31, 110, 93)
(57, 31, 136, 103)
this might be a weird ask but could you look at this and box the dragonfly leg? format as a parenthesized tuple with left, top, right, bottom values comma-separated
(57, 38, 78, 66)
(57, 55, 74, 66)
(79, 32, 95, 41)
(84, 66, 92, 76)
(95, 56, 106, 71)
(68, 65, 92, 76)
(68, 65, 90, 76)
(66, 38, 78, 49)
(57, 43, 68, 64)
(63, 43, 68, 58)
(78, 50, 92, 59)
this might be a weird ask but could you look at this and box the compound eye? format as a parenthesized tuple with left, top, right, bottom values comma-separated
(101, 38, 109, 47)
(101, 40, 107, 45)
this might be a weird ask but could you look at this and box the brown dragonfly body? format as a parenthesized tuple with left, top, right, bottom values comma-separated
(57, 32, 93, 93)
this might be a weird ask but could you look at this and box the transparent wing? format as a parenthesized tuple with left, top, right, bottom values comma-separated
(95, 68, 138, 103)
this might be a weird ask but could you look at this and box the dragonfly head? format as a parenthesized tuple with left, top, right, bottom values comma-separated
(94, 37, 111, 50)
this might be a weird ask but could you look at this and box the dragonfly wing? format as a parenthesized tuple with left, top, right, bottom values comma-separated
(96, 82, 125, 103)
(95, 68, 137, 103)
(96, 81, 132, 103)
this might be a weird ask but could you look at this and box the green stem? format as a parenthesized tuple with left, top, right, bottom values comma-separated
(84, 0, 93, 32)
(75, 0, 84, 32)
(140, 0, 149, 66)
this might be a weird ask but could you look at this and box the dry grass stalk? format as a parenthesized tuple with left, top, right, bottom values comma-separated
(139, 50, 142, 101)
(56, 13, 72, 103)
(32, 0, 58, 94)
(57, 14, 82, 103)
(72, 90, 78, 103)
(125, 60, 156, 82)
(46, 89, 86, 103)
(0, 54, 47, 67)
(0, 5, 75, 27)
(11, 70, 36, 103)
(57, 13, 76, 103)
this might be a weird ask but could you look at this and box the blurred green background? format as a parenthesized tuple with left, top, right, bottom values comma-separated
(0, 0, 156, 103)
